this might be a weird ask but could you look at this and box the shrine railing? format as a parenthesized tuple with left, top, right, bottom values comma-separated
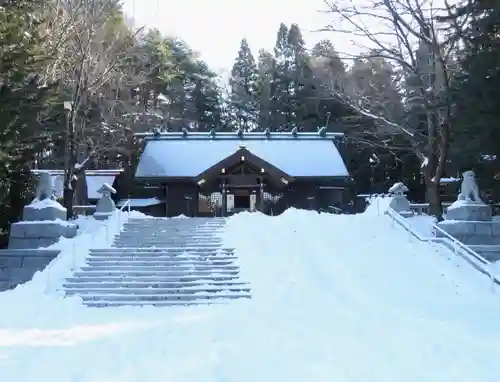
(384, 207, 499, 289)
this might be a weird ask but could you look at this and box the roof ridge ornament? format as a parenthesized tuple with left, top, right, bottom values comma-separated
(318, 126, 327, 137)
(264, 128, 271, 138)
(237, 127, 244, 137)
(291, 126, 298, 137)
(209, 128, 216, 137)
(181, 127, 188, 137)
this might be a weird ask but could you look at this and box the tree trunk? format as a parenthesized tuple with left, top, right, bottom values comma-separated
(63, 107, 76, 220)
(425, 177, 443, 221)
(63, 187, 74, 220)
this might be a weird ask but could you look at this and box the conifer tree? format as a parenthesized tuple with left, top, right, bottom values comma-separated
(229, 38, 258, 130)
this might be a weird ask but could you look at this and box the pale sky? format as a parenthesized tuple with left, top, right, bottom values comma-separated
(121, 0, 335, 71)
(120, 0, 458, 75)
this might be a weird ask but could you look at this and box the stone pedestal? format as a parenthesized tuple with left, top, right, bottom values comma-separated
(8, 221, 78, 249)
(437, 200, 500, 245)
(9, 199, 77, 249)
(445, 200, 492, 221)
(22, 199, 67, 221)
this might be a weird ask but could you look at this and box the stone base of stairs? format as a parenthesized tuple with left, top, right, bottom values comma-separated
(0, 249, 60, 291)
(468, 245, 500, 262)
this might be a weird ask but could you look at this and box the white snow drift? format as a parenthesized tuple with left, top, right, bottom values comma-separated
(0, 208, 500, 381)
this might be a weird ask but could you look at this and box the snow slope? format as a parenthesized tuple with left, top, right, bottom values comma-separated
(1, 209, 500, 381)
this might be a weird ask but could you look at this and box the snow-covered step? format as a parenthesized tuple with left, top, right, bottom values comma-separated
(117, 236, 220, 241)
(112, 242, 223, 248)
(114, 236, 222, 241)
(66, 286, 251, 295)
(121, 228, 223, 232)
(63, 281, 249, 289)
(112, 244, 224, 249)
(73, 269, 239, 278)
(66, 275, 241, 283)
(117, 233, 219, 238)
(83, 261, 238, 267)
(79, 292, 251, 302)
(116, 231, 221, 236)
(79, 264, 240, 271)
(87, 255, 237, 261)
(65, 217, 251, 307)
(88, 248, 234, 254)
(86, 259, 238, 265)
(84, 300, 228, 307)
(120, 229, 223, 233)
(123, 223, 225, 228)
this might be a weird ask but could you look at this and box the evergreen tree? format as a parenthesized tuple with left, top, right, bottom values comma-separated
(229, 38, 258, 130)
(255, 49, 275, 130)
(287, 24, 315, 130)
(0, 0, 56, 229)
(308, 39, 348, 131)
(271, 23, 316, 131)
(272, 23, 291, 130)
(448, 0, 500, 198)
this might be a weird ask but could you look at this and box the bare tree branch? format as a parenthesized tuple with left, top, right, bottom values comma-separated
(321, 0, 458, 218)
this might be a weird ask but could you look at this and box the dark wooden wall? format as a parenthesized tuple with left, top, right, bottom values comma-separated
(132, 177, 349, 217)
(165, 183, 198, 217)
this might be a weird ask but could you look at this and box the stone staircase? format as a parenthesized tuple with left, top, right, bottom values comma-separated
(64, 217, 251, 307)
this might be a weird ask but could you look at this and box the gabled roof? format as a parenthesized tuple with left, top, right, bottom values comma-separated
(195, 147, 294, 184)
(134, 132, 349, 178)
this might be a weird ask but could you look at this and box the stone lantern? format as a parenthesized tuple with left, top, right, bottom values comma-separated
(388, 182, 412, 215)
(93, 183, 117, 220)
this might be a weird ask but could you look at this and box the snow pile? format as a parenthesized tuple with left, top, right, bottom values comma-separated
(29, 198, 67, 211)
(364, 195, 394, 215)
(1, 209, 500, 381)
(406, 214, 437, 237)
(172, 214, 189, 219)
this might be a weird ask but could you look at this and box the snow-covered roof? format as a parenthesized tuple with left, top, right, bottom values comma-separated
(31, 169, 123, 199)
(117, 198, 164, 207)
(87, 176, 117, 199)
(97, 183, 117, 195)
(440, 177, 460, 184)
(31, 169, 124, 176)
(135, 133, 349, 178)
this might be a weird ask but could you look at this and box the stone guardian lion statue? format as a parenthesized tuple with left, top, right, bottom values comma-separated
(457, 170, 483, 203)
(34, 172, 55, 202)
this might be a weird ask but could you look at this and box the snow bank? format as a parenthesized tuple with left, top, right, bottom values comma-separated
(0, 210, 147, 323)
(406, 214, 437, 237)
(172, 214, 189, 219)
(2, 209, 500, 381)
(29, 199, 67, 211)
(364, 195, 394, 215)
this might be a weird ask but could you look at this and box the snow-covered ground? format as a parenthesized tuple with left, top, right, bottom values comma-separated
(406, 214, 437, 237)
(1, 209, 500, 381)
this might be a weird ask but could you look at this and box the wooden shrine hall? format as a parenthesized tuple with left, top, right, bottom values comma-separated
(132, 130, 351, 217)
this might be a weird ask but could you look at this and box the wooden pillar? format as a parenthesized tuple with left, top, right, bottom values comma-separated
(221, 181, 227, 217)
(164, 184, 168, 217)
(184, 196, 192, 217)
(194, 189, 199, 217)
(259, 180, 264, 212)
